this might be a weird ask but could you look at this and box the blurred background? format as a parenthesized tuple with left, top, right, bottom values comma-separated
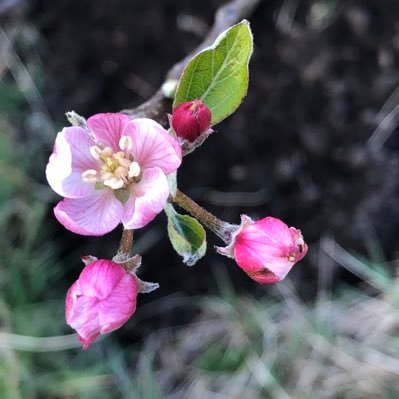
(1, 0, 399, 397)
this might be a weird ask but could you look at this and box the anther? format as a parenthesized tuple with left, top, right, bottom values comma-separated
(90, 146, 101, 160)
(128, 162, 141, 178)
(119, 135, 133, 151)
(103, 177, 124, 190)
(82, 169, 98, 183)
(102, 147, 113, 157)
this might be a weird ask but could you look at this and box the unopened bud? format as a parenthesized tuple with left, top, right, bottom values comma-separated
(65, 259, 139, 349)
(171, 99, 211, 142)
(217, 215, 308, 284)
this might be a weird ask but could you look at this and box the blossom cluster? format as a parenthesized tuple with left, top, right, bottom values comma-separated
(46, 104, 308, 349)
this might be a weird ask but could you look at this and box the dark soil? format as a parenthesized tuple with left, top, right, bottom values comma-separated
(9, 0, 399, 312)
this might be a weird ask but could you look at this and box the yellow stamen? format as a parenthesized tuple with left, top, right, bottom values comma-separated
(87, 140, 142, 191)
(102, 147, 113, 157)
(114, 166, 128, 179)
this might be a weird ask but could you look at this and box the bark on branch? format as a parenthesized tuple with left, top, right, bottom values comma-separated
(121, 0, 260, 126)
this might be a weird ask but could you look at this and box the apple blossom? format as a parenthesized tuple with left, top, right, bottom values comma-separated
(46, 113, 182, 235)
(65, 258, 139, 349)
(171, 99, 211, 142)
(217, 215, 307, 284)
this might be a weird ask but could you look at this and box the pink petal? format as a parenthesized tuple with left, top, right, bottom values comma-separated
(236, 222, 288, 260)
(235, 220, 290, 272)
(122, 167, 169, 229)
(87, 113, 131, 151)
(121, 191, 136, 224)
(54, 190, 124, 236)
(78, 260, 126, 300)
(253, 217, 295, 249)
(123, 118, 182, 174)
(65, 280, 82, 325)
(99, 272, 138, 333)
(65, 282, 101, 348)
(234, 240, 293, 281)
(69, 296, 101, 338)
(46, 127, 97, 198)
(78, 334, 99, 350)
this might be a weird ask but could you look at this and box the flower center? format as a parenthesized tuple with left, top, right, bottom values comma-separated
(82, 135, 142, 190)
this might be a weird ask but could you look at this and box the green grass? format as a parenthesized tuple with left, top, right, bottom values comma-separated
(128, 265, 399, 398)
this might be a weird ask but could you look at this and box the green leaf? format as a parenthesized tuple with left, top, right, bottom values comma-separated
(174, 20, 253, 125)
(165, 204, 207, 266)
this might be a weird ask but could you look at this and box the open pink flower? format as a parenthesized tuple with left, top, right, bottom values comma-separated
(46, 113, 182, 235)
(217, 216, 308, 284)
(66, 258, 139, 349)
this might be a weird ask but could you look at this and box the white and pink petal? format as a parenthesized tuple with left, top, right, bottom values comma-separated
(252, 217, 297, 250)
(65, 282, 102, 349)
(46, 127, 97, 198)
(120, 191, 136, 225)
(123, 118, 182, 175)
(99, 273, 138, 333)
(87, 113, 131, 151)
(122, 167, 169, 229)
(78, 260, 126, 300)
(54, 190, 124, 236)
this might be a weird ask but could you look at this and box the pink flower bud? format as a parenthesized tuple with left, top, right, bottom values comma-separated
(65, 259, 139, 349)
(217, 216, 308, 284)
(171, 99, 211, 142)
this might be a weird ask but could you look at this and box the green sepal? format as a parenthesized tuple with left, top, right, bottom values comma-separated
(114, 188, 130, 204)
(95, 182, 106, 190)
(167, 170, 177, 199)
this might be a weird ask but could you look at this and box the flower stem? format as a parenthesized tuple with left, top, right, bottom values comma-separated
(118, 229, 134, 255)
(173, 189, 235, 243)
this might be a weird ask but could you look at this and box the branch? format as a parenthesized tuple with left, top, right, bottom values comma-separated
(121, 0, 260, 126)
(173, 189, 236, 243)
(118, 228, 134, 256)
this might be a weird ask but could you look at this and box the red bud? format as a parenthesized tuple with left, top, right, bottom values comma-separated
(171, 99, 211, 142)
